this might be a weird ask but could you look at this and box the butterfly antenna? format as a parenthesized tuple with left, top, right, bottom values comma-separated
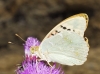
(15, 34, 25, 42)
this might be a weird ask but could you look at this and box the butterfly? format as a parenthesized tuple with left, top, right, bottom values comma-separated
(32, 13, 89, 66)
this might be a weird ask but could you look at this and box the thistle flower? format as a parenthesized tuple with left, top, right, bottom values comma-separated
(16, 37, 64, 74)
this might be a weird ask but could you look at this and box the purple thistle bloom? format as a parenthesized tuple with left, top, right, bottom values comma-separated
(16, 58, 64, 74)
(16, 37, 64, 74)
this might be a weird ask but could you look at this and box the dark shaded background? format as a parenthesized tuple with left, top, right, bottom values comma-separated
(0, 0, 100, 74)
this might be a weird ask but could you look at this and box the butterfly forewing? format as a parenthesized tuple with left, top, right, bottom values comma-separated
(44, 13, 88, 39)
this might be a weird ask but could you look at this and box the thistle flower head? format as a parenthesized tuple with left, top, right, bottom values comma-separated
(16, 37, 64, 74)
(17, 58, 64, 74)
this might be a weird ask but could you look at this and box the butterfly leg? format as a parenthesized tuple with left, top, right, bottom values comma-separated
(45, 51, 53, 67)
(37, 50, 53, 67)
(46, 61, 53, 74)
(47, 61, 52, 67)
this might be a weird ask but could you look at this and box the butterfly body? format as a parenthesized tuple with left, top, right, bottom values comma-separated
(34, 13, 89, 66)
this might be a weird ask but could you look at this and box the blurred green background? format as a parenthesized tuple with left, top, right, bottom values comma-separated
(0, 0, 100, 74)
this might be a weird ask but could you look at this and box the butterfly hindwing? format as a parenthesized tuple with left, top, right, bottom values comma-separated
(39, 30, 89, 65)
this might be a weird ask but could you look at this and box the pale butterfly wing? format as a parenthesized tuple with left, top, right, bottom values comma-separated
(36, 13, 89, 66)
(44, 13, 88, 39)
(38, 30, 89, 65)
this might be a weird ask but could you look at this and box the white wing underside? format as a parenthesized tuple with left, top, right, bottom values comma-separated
(36, 13, 89, 66)
(44, 13, 88, 38)
(38, 30, 89, 66)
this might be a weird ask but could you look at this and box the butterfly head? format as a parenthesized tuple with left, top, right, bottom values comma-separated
(24, 37, 40, 58)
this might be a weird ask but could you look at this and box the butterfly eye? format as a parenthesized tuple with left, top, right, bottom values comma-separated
(30, 46, 39, 54)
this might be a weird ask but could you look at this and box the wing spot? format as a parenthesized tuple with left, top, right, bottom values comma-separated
(67, 29, 71, 31)
(55, 30, 60, 33)
(55, 30, 58, 33)
(60, 25, 63, 28)
(86, 17, 88, 20)
(51, 33, 54, 36)
(60, 25, 67, 30)
(63, 27, 67, 29)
